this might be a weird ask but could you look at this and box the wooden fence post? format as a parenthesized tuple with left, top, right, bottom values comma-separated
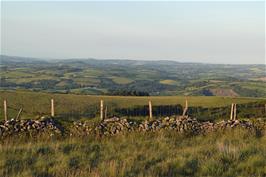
(105, 106, 108, 119)
(16, 108, 23, 120)
(100, 100, 104, 121)
(51, 99, 55, 117)
(233, 103, 237, 120)
(182, 99, 188, 116)
(149, 101, 152, 120)
(4, 100, 7, 122)
(230, 103, 234, 120)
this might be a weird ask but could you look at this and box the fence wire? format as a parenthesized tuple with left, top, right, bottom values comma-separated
(2, 100, 266, 121)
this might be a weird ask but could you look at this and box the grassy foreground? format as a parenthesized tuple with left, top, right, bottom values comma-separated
(1, 129, 266, 177)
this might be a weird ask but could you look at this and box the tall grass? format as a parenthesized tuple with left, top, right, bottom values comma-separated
(1, 129, 265, 177)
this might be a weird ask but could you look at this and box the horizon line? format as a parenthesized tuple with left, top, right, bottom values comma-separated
(1, 54, 265, 65)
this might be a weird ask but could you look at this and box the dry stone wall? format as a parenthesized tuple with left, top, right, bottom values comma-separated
(0, 116, 62, 138)
(1, 116, 265, 138)
(71, 116, 266, 136)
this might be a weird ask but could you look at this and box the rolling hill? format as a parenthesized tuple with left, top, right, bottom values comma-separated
(1, 55, 265, 97)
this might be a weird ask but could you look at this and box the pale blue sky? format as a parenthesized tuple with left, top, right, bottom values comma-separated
(1, 1, 265, 64)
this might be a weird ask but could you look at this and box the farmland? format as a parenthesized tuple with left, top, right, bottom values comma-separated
(1, 55, 265, 97)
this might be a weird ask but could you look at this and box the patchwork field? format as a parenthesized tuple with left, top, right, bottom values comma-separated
(1, 55, 266, 97)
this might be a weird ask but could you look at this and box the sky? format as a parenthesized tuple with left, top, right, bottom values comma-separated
(1, 1, 265, 64)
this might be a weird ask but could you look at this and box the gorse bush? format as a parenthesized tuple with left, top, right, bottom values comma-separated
(0, 129, 265, 177)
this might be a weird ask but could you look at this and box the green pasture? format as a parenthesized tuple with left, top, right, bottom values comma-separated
(0, 90, 265, 120)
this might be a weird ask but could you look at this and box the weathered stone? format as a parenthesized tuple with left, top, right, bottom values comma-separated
(0, 118, 63, 138)
(2, 115, 264, 138)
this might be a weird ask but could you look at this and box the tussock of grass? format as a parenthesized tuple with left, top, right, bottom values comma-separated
(0, 129, 265, 177)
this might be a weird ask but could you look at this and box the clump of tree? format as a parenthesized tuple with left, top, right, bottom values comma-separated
(108, 89, 149, 96)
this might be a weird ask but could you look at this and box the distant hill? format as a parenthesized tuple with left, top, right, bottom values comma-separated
(0, 55, 265, 97)
(0, 55, 49, 64)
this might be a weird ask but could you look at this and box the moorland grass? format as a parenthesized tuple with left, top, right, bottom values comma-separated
(0, 129, 265, 177)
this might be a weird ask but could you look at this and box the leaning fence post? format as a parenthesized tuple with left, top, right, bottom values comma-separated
(100, 100, 104, 121)
(105, 105, 108, 119)
(51, 99, 55, 117)
(230, 103, 234, 120)
(182, 99, 188, 116)
(4, 100, 7, 122)
(233, 103, 237, 120)
(16, 108, 23, 120)
(149, 101, 152, 120)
